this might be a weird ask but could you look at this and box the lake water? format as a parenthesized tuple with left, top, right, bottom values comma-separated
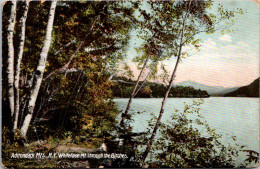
(114, 97, 259, 165)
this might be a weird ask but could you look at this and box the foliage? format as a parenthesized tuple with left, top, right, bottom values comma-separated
(2, 1, 140, 167)
(138, 99, 259, 168)
(121, 63, 134, 79)
(132, 0, 244, 82)
(2, 127, 58, 168)
(2, 0, 140, 141)
(102, 112, 149, 168)
(28, 69, 119, 141)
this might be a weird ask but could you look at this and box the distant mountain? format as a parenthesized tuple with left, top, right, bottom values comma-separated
(225, 78, 259, 97)
(174, 81, 239, 95)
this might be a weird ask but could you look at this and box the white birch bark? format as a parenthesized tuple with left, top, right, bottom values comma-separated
(13, 1, 30, 131)
(120, 56, 149, 126)
(21, 0, 57, 138)
(6, 0, 17, 117)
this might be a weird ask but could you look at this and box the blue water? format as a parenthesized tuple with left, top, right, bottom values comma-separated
(114, 97, 259, 166)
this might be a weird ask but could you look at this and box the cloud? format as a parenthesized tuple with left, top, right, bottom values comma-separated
(219, 34, 232, 42)
(189, 38, 257, 62)
(171, 37, 258, 87)
(203, 38, 218, 50)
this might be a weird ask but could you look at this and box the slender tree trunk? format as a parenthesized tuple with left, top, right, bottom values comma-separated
(20, 0, 57, 138)
(120, 56, 149, 126)
(6, 0, 17, 118)
(133, 52, 161, 98)
(13, 1, 29, 131)
(141, 1, 192, 166)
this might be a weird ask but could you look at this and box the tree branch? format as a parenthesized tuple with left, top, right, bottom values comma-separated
(54, 39, 76, 55)
(43, 15, 100, 81)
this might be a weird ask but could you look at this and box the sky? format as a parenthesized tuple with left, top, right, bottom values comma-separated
(126, 0, 260, 88)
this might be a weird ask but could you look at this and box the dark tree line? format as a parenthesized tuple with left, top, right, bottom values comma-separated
(111, 76, 209, 98)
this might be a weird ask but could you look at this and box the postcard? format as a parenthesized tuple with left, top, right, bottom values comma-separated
(1, 0, 259, 168)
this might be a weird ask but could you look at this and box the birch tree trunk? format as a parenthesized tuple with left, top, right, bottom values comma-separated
(120, 56, 149, 126)
(20, 0, 57, 138)
(13, 1, 30, 131)
(6, 0, 17, 118)
(141, 1, 192, 166)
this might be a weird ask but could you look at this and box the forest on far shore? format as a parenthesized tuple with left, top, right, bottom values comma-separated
(111, 76, 209, 98)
